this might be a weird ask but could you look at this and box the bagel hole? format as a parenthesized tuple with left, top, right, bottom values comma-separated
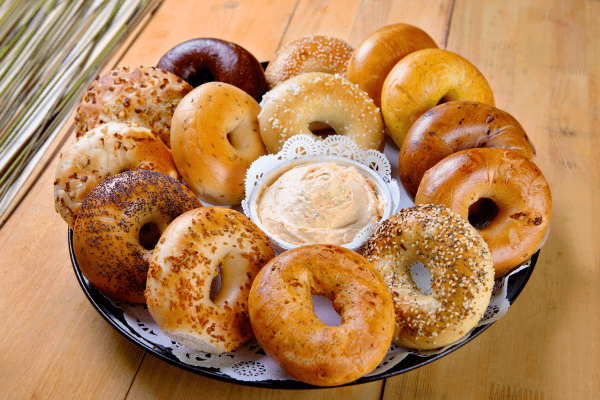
(308, 121, 337, 138)
(410, 262, 433, 296)
(189, 68, 215, 87)
(437, 90, 460, 105)
(139, 222, 161, 250)
(312, 294, 341, 326)
(226, 129, 246, 151)
(209, 266, 222, 301)
(468, 198, 499, 229)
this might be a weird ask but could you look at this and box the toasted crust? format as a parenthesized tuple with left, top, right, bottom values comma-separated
(74, 66, 192, 147)
(145, 207, 274, 353)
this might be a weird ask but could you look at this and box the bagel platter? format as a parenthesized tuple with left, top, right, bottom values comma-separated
(58, 24, 550, 388)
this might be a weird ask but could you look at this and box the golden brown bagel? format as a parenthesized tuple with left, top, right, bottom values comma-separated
(170, 82, 268, 205)
(415, 148, 552, 278)
(400, 101, 536, 199)
(74, 66, 192, 147)
(258, 72, 385, 153)
(54, 122, 180, 228)
(73, 170, 202, 303)
(364, 204, 494, 350)
(265, 35, 354, 90)
(346, 23, 438, 107)
(381, 48, 495, 147)
(248, 244, 395, 386)
(145, 207, 274, 353)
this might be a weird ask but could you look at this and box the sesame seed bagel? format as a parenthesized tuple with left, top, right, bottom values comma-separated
(170, 82, 268, 205)
(54, 122, 180, 228)
(400, 101, 536, 199)
(145, 207, 274, 353)
(363, 205, 494, 350)
(265, 35, 354, 90)
(74, 66, 192, 147)
(381, 49, 495, 147)
(258, 72, 386, 153)
(248, 244, 395, 386)
(73, 170, 202, 303)
(415, 148, 552, 278)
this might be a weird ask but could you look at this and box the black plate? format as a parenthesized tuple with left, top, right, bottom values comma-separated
(69, 228, 537, 389)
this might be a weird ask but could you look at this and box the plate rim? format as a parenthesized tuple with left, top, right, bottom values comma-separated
(68, 228, 537, 389)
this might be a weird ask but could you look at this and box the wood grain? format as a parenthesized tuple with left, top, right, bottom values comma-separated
(383, 0, 600, 398)
(0, 0, 598, 399)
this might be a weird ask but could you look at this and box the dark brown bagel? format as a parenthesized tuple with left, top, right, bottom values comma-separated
(157, 38, 267, 101)
(400, 101, 536, 199)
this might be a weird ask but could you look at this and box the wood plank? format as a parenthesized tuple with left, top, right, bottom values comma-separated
(0, 138, 146, 399)
(4, 0, 597, 398)
(382, 0, 600, 398)
(278, 0, 453, 50)
(128, 353, 383, 400)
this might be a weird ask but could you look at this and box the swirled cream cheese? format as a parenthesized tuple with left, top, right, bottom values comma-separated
(256, 162, 386, 245)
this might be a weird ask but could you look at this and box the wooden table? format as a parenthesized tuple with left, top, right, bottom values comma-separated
(1, 0, 598, 398)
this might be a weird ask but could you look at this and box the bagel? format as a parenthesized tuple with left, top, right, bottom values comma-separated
(170, 82, 268, 205)
(363, 204, 495, 350)
(73, 170, 202, 303)
(400, 101, 536, 198)
(415, 148, 552, 277)
(381, 48, 495, 147)
(74, 66, 192, 147)
(265, 35, 354, 90)
(258, 72, 385, 153)
(248, 244, 395, 386)
(157, 38, 267, 101)
(145, 207, 274, 353)
(346, 23, 438, 107)
(54, 122, 180, 228)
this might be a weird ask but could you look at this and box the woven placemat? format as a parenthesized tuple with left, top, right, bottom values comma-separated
(0, 0, 164, 226)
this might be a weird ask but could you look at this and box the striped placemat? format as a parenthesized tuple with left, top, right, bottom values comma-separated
(0, 0, 163, 226)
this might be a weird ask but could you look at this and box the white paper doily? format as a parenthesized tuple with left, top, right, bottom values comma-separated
(71, 133, 538, 386)
(241, 134, 405, 253)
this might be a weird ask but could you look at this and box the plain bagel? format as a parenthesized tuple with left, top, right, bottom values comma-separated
(170, 82, 268, 205)
(346, 23, 438, 107)
(381, 48, 495, 147)
(248, 244, 395, 386)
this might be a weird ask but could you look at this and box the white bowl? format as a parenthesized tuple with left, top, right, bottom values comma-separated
(245, 155, 394, 253)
